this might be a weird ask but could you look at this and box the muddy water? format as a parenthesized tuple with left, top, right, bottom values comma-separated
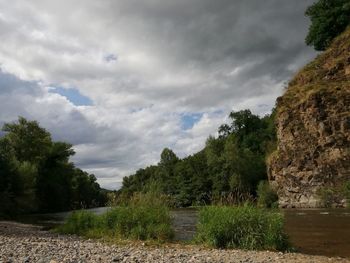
(170, 208, 198, 241)
(284, 209, 350, 257)
(171, 208, 350, 258)
(17, 207, 350, 258)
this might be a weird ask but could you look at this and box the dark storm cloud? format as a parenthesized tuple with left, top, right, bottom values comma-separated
(92, 0, 316, 109)
(106, 0, 315, 66)
(0, 70, 39, 95)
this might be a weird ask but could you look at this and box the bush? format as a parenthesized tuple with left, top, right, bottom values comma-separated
(57, 192, 174, 242)
(316, 183, 350, 207)
(342, 181, 350, 206)
(317, 186, 340, 208)
(195, 205, 289, 251)
(58, 210, 100, 235)
(257, 181, 278, 208)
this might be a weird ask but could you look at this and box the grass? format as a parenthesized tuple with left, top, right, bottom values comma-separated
(195, 205, 289, 251)
(257, 181, 278, 208)
(57, 191, 291, 251)
(57, 192, 174, 242)
(277, 27, 350, 115)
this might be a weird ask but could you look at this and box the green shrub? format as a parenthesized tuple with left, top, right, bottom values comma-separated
(257, 181, 278, 208)
(317, 187, 338, 208)
(57, 192, 174, 242)
(57, 210, 100, 235)
(316, 183, 350, 207)
(342, 181, 350, 206)
(195, 205, 289, 251)
(305, 0, 350, 51)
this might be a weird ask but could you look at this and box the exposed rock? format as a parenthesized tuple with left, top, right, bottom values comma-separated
(268, 28, 350, 208)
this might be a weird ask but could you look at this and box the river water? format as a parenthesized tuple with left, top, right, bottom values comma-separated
(18, 207, 350, 258)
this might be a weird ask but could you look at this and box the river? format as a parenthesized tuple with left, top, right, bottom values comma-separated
(17, 207, 350, 258)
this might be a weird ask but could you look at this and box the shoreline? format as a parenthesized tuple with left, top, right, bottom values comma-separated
(1, 221, 350, 263)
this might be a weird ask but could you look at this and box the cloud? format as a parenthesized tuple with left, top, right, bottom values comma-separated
(0, 0, 317, 189)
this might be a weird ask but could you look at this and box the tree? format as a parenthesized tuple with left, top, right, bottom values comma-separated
(305, 0, 350, 51)
(36, 141, 76, 212)
(159, 148, 179, 168)
(158, 148, 179, 195)
(0, 137, 38, 215)
(0, 138, 21, 216)
(0, 117, 107, 215)
(2, 117, 52, 164)
(119, 109, 276, 207)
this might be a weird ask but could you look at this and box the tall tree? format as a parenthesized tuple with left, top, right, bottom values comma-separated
(36, 142, 76, 212)
(158, 148, 179, 195)
(2, 117, 52, 164)
(0, 117, 107, 215)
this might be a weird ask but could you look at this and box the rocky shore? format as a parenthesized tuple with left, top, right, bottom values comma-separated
(0, 221, 349, 263)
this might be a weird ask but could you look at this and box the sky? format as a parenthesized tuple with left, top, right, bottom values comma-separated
(0, 0, 317, 189)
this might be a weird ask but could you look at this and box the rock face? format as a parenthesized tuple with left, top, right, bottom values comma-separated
(268, 28, 350, 208)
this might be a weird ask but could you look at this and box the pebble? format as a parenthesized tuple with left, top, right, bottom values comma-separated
(0, 221, 349, 263)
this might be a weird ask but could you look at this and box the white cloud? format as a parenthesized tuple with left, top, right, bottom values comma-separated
(0, 0, 317, 189)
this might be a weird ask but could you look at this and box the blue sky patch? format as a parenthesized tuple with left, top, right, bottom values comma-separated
(104, 53, 118, 62)
(50, 87, 93, 106)
(181, 113, 203, 130)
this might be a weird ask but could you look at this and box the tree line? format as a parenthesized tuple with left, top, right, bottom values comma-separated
(0, 117, 108, 217)
(120, 110, 276, 207)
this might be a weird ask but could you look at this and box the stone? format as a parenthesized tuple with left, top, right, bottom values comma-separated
(268, 28, 350, 208)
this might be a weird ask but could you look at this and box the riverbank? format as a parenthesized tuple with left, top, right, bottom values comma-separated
(1, 221, 349, 263)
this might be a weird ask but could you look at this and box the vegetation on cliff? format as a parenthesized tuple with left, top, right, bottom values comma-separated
(0, 117, 108, 217)
(305, 0, 350, 51)
(283, 26, 350, 105)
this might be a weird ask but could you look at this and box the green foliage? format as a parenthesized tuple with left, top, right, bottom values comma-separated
(2, 117, 52, 164)
(205, 110, 276, 203)
(58, 210, 100, 235)
(305, 0, 350, 51)
(121, 110, 276, 207)
(58, 192, 174, 242)
(257, 181, 278, 208)
(317, 187, 338, 208)
(316, 183, 350, 208)
(342, 181, 350, 205)
(195, 206, 289, 251)
(0, 117, 108, 216)
(0, 137, 35, 216)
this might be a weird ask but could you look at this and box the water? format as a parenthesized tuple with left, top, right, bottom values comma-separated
(283, 209, 350, 257)
(170, 208, 198, 241)
(18, 207, 109, 229)
(171, 208, 350, 258)
(17, 207, 350, 258)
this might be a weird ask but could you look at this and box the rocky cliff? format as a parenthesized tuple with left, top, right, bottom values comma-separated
(268, 28, 350, 208)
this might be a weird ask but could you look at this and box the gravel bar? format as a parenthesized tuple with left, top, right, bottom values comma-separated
(0, 221, 349, 263)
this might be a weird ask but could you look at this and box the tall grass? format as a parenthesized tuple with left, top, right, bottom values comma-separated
(57, 191, 174, 242)
(195, 205, 289, 251)
(257, 181, 279, 208)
